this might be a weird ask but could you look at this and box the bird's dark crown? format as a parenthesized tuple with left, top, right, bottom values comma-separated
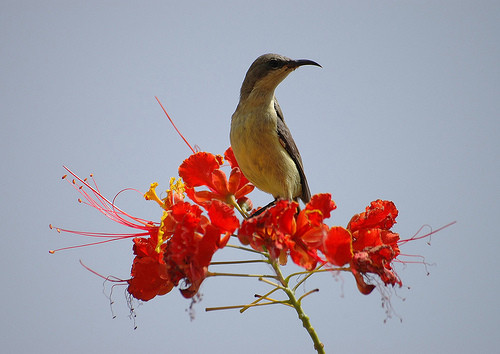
(239, 53, 320, 100)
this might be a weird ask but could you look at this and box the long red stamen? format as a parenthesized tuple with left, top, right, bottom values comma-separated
(49, 236, 134, 253)
(79, 260, 126, 282)
(50, 224, 151, 238)
(48, 225, 152, 253)
(393, 253, 428, 265)
(51, 169, 159, 254)
(398, 221, 456, 245)
(63, 166, 155, 230)
(155, 96, 196, 154)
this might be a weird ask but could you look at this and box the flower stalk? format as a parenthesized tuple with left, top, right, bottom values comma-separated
(269, 256, 325, 354)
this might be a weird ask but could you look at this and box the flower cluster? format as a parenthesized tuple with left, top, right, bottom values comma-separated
(238, 194, 401, 294)
(323, 200, 401, 294)
(52, 147, 408, 302)
(238, 194, 335, 271)
(131, 149, 246, 300)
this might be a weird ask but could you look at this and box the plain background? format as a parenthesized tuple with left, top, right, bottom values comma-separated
(1, 1, 498, 353)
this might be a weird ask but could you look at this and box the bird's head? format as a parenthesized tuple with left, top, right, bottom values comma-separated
(240, 53, 321, 101)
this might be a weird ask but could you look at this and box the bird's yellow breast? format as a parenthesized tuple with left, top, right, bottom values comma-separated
(230, 101, 301, 200)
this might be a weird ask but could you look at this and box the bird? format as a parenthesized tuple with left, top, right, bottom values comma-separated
(230, 53, 321, 206)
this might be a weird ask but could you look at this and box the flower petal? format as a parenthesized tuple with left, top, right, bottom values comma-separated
(322, 226, 353, 266)
(207, 200, 240, 235)
(211, 169, 230, 196)
(225, 147, 251, 185)
(227, 167, 242, 195)
(306, 193, 337, 219)
(178, 152, 222, 188)
(348, 200, 398, 232)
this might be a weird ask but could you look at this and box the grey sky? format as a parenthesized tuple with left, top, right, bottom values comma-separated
(1, 1, 498, 353)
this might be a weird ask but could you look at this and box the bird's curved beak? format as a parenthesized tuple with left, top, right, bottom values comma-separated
(289, 59, 322, 68)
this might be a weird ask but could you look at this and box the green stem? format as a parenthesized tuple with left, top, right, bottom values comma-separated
(210, 259, 267, 265)
(206, 271, 277, 279)
(206, 300, 288, 312)
(289, 266, 351, 292)
(269, 259, 326, 354)
(225, 243, 269, 256)
(240, 286, 282, 313)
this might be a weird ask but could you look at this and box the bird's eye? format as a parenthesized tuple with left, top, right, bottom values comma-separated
(268, 59, 282, 69)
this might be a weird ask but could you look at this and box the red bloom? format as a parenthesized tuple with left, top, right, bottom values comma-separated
(207, 199, 240, 234)
(179, 152, 223, 187)
(50, 167, 177, 301)
(128, 236, 173, 301)
(349, 227, 401, 292)
(162, 200, 238, 298)
(322, 200, 401, 294)
(348, 199, 398, 232)
(239, 194, 337, 270)
(305, 193, 337, 222)
(179, 149, 254, 207)
(130, 170, 240, 299)
(238, 200, 295, 262)
(288, 194, 337, 270)
(348, 200, 401, 285)
(56, 145, 415, 308)
(322, 226, 353, 266)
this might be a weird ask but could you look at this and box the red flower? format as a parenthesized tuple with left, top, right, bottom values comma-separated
(162, 200, 238, 298)
(322, 226, 353, 267)
(348, 199, 398, 232)
(142, 171, 240, 299)
(288, 194, 337, 270)
(50, 167, 177, 301)
(349, 227, 401, 293)
(128, 236, 173, 301)
(239, 194, 337, 270)
(179, 152, 224, 188)
(348, 200, 401, 288)
(323, 200, 401, 294)
(179, 149, 254, 207)
(56, 148, 414, 306)
(238, 199, 295, 262)
(207, 199, 240, 234)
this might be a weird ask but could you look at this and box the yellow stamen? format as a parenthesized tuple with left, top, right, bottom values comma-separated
(144, 182, 165, 208)
(168, 177, 185, 195)
(155, 210, 169, 253)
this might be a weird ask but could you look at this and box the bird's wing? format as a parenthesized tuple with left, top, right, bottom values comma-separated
(274, 98, 311, 203)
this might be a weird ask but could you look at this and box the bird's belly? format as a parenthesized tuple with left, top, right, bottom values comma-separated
(230, 110, 301, 200)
